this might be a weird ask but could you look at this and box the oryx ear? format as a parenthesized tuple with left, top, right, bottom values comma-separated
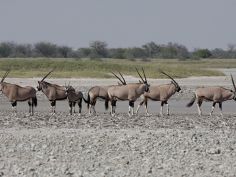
(139, 80, 142, 83)
(118, 82, 121, 85)
(38, 81, 40, 84)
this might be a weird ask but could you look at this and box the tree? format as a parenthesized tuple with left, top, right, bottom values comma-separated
(142, 42, 160, 58)
(34, 42, 58, 57)
(58, 46, 72, 58)
(89, 41, 108, 58)
(211, 48, 227, 58)
(108, 48, 126, 59)
(0, 42, 14, 57)
(14, 44, 32, 57)
(124, 47, 146, 59)
(77, 48, 91, 58)
(192, 49, 212, 58)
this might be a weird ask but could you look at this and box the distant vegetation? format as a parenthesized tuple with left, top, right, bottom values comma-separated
(0, 58, 228, 78)
(1, 41, 236, 59)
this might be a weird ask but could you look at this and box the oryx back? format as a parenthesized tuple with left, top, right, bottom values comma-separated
(2, 82, 36, 101)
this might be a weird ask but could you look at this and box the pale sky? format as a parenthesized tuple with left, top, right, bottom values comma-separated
(0, 0, 236, 50)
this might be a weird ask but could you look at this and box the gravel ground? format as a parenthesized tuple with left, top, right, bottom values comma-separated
(1, 76, 236, 177)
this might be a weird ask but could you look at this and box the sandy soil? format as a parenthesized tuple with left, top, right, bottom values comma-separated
(1, 76, 236, 176)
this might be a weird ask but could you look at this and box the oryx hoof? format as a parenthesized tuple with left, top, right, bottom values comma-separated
(145, 113, 152, 116)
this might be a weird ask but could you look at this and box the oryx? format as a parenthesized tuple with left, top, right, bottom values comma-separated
(85, 71, 126, 115)
(108, 68, 150, 117)
(37, 70, 67, 113)
(65, 84, 84, 115)
(136, 70, 181, 116)
(186, 74, 236, 116)
(0, 70, 37, 115)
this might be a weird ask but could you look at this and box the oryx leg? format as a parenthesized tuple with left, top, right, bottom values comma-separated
(92, 100, 97, 115)
(160, 101, 165, 116)
(210, 102, 216, 116)
(50, 101, 56, 114)
(135, 100, 143, 114)
(111, 100, 116, 116)
(28, 99, 33, 115)
(113, 100, 117, 114)
(73, 102, 76, 114)
(128, 101, 134, 117)
(197, 99, 203, 116)
(89, 104, 92, 115)
(78, 99, 82, 116)
(219, 102, 223, 117)
(11, 101, 17, 114)
(166, 101, 169, 115)
(144, 99, 151, 116)
(69, 101, 73, 115)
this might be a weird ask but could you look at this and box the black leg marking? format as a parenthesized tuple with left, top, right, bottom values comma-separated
(161, 101, 165, 107)
(129, 101, 134, 108)
(212, 102, 216, 107)
(12, 101, 17, 107)
(219, 102, 222, 110)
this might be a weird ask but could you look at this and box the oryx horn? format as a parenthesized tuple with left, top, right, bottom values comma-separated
(141, 67, 147, 82)
(230, 74, 236, 92)
(118, 71, 126, 85)
(135, 67, 145, 83)
(111, 71, 126, 85)
(159, 69, 178, 86)
(1, 70, 10, 83)
(41, 69, 54, 82)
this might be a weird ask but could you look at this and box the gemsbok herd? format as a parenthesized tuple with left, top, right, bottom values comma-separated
(0, 69, 236, 117)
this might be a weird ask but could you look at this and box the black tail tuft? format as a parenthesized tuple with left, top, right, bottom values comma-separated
(33, 96, 37, 107)
(105, 99, 109, 110)
(186, 94, 196, 107)
(82, 94, 88, 103)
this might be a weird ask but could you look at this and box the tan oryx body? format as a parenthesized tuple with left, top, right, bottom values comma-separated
(0, 71, 37, 115)
(108, 68, 149, 116)
(187, 74, 236, 116)
(37, 70, 67, 113)
(86, 72, 126, 115)
(136, 71, 181, 116)
(65, 85, 84, 115)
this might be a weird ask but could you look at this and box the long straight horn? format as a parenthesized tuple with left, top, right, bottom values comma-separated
(141, 67, 147, 82)
(135, 67, 145, 83)
(230, 74, 236, 92)
(111, 72, 125, 85)
(41, 69, 54, 82)
(118, 72, 126, 85)
(1, 70, 10, 83)
(159, 69, 178, 86)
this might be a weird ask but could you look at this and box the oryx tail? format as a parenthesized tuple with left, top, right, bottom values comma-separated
(186, 94, 196, 107)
